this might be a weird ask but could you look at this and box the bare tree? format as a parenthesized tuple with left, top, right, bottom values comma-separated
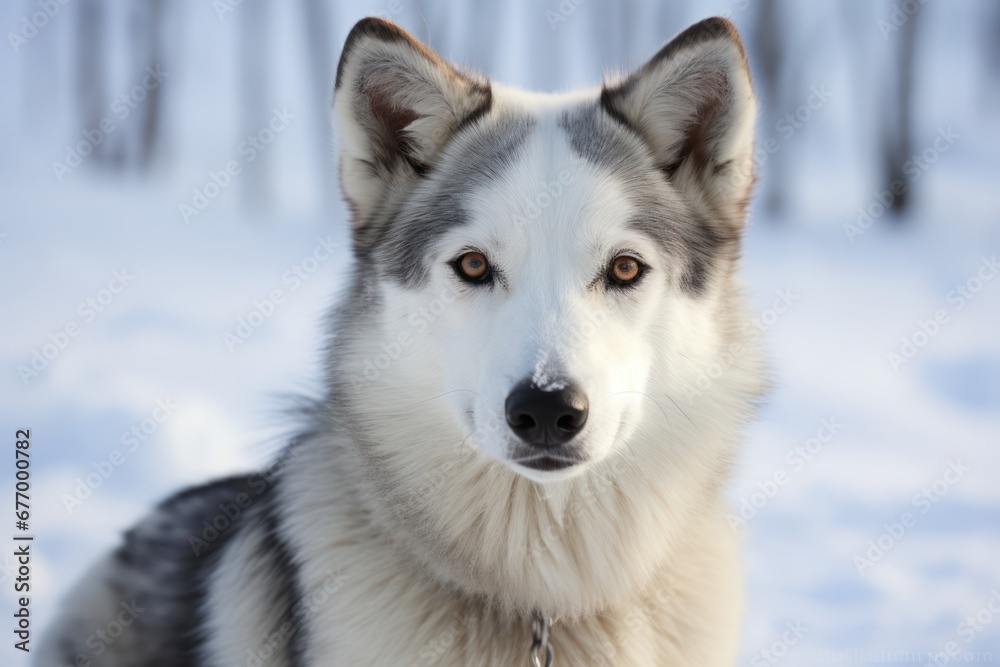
(985, 2, 1000, 97)
(300, 0, 335, 207)
(132, 0, 166, 170)
(75, 0, 110, 165)
(20, 0, 60, 130)
(239, 0, 272, 207)
(591, 1, 626, 84)
(752, 0, 788, 215)
(880, 8, 919, 218)
(468, 0, 505, 72)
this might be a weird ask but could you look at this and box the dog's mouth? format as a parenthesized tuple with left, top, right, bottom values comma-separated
(509, 448, 586, 474)
(515, 455, 580, 471)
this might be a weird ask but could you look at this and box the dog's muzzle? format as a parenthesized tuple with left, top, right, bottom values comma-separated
(504, 379, 588, 470)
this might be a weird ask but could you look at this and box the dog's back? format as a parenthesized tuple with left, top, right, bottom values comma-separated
(37, 476, 275, 666)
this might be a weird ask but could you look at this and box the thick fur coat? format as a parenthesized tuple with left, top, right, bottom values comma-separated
(38, 16, 765, 667)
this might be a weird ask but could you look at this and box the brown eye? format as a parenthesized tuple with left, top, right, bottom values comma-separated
(456, 251, 490, 282)
(609, 255, 642, 285)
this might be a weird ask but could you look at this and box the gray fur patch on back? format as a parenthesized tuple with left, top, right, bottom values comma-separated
(560, 103, 730, 295)
(373, 111, 535, 287)
(38, 476, 288, 667)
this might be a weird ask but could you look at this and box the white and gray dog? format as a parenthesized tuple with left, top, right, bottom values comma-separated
(40, 16, 766, 666)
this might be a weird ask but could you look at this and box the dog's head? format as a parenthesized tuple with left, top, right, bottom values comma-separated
(327, 16, 766, 616)
(331, 17, 760, 484)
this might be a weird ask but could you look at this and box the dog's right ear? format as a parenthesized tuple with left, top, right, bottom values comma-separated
(334, 18, 492, 240)
(600, 18, 756, 230)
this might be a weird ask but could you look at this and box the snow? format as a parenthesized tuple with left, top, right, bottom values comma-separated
(1, 1, 998, 665)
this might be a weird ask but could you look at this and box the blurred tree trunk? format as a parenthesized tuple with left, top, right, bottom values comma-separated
(468, 0, 504, 72)
(22, 0, 59, 131)
(133, 0, 166, 171)
(300, 0, 336, 208)
(753, 0, 787, 215)
(986, 3, 1000, 97)
(410, 0, 438, 50)
(881, 9, 919, 218)
(993, 4, 1000, 71)
(651, 1, 677, 49)
(239, 0, 272, 208)
(600, 1, 626, 72)
(75, 0, 109, 165)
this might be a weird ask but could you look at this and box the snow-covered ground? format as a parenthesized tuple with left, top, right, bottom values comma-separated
(1, 1, 998, 665)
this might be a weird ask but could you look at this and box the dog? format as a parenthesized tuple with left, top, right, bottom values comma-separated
(38, 15, 766, 666)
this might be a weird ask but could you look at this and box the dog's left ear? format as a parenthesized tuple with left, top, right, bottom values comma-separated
(601, 17, 756, 227)
(334, 18, 492, 241)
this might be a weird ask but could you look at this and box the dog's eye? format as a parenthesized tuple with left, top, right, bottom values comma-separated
(453, 251, 491, 283)
(607, 255, 643, 287)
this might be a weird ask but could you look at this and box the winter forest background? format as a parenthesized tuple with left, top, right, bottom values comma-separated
(2, 0, 999, 665)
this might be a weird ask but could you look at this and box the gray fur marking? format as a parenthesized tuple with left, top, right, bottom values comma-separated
(375, 112, 536, 287)
(43, 476, 267, 667)
(560, 104, 726, 295)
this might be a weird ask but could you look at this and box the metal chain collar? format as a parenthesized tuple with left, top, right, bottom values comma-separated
(529, 610, 554, 667)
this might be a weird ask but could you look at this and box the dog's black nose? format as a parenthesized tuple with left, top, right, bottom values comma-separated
(505, 380, 589, 447)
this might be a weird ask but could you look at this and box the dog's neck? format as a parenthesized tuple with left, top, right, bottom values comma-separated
(333, 379, 747, 621)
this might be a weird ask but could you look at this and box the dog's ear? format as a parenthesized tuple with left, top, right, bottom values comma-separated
(601, 18, 756, 227)
(334, 18, 492, 237)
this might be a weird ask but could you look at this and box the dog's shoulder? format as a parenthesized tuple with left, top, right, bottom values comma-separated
(37, 474, 270, 667)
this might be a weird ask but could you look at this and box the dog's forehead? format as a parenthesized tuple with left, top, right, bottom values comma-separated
(460, 125, 631, 255)
(456, 106, 687, 260)
(456, 102, 726, 295)
(378, 97, 720, 293)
